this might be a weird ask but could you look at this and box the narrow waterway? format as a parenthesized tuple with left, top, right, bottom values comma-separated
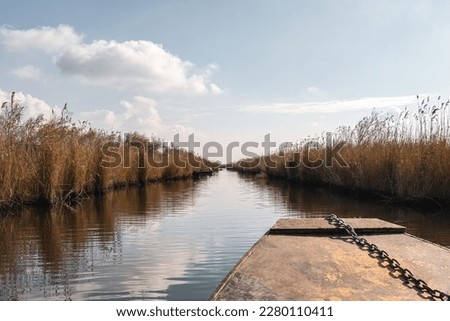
(1, 170, 449, 300)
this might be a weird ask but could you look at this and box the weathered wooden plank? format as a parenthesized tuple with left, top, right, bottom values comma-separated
(271, 218, 406, 235)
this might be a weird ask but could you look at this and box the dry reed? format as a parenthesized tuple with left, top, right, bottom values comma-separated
(0, 93, 215, 210)
(238, 96, 450, 204)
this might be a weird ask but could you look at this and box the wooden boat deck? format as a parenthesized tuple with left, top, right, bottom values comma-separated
(210, 218, 450, 301)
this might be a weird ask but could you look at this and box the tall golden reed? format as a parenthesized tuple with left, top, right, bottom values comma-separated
(0, 93, 214, 210)
(237, 96, 450, 203)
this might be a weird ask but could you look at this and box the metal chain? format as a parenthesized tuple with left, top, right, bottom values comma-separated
(325, 214, 449, 301)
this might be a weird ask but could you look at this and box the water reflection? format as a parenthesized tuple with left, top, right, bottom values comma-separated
(0, 179, 199, 300)
(239, 174, 450, 247)
(0, 171, 449, 301)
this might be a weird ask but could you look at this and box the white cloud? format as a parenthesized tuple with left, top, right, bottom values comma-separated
(0, 25, 82, 53)
(11, 65, 41, 79)
(121, 96, 162, 129)
(56, 40, 219, 94)
(0, 25, 221, 95)
(243, 95, 418, 114)
(210, 83, 223, 94)
(0, 89, 193, 141)
(79, 96, 193, 140)
(0, 89, 57, 119)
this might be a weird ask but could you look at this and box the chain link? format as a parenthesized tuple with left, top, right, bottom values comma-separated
(325, 214, 449, 301)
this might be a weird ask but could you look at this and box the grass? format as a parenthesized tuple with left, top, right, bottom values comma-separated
(0, 92, 217, 210)
(236, 96, 450, 206)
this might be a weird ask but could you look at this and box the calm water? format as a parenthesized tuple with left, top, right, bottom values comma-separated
(1, 171, 449, 300)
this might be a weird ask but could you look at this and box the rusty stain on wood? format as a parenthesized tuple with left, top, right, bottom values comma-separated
(210, 218, 450, 301)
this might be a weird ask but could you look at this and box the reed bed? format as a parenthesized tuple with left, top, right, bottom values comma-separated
(238, 96, 450, 205)
(0, 93, 215, 210)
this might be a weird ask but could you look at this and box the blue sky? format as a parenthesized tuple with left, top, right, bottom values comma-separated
(1, 0, 450, 161)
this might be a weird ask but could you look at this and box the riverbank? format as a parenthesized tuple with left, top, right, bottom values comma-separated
(0, 93, 217, 211)
(233, 97, 450, 208)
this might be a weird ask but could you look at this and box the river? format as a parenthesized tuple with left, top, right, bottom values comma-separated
(1, 170, 449, 300)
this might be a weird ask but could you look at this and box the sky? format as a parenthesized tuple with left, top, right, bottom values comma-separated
(1, 0, 450, 162)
